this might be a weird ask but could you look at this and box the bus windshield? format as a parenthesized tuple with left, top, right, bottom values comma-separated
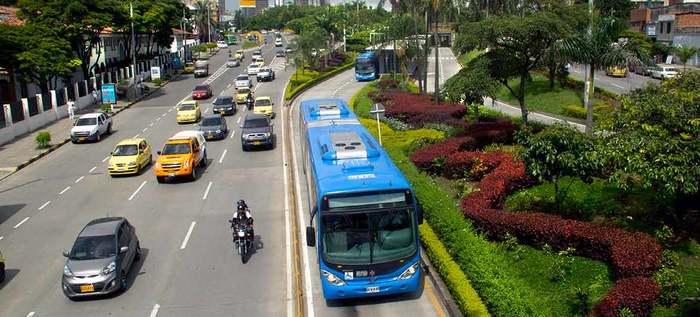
(355, 59, 374, 73)
(321, 208, 416, 265)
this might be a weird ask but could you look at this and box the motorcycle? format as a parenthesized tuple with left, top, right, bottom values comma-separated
(230, 220, 252, 263)
(246, 96, 254, 111)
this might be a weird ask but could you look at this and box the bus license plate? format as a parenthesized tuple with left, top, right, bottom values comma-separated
(80, 284, 95, 293)
(365, 286, 379, 294)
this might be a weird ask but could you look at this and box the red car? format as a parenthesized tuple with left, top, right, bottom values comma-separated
(192, 84, 212, 100)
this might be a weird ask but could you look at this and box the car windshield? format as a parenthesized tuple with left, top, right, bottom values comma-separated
(69, 235, 116, 260)
(194, 85, 208, 91)
(244, 118, 268, 128)
(75, 117, 97, 126)
(665, 67, 677, 72)
(356, 59, 374, 72)
(237, 75, 248, 81)
(249, 64, 259, 69)
(179, 104, 195, 111)
(161, 143, 191, 154)
(321, 209, 416, 265)
(255, 99, 271, 107)
(201, 117, 221, 126)
(113, 144, 138, 156)
(238, 89, 250, 94)
(214, 97, 232, 105)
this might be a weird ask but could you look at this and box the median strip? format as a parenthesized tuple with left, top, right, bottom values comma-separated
(128, 181, 147, 201)
(180, 221, 196, 249)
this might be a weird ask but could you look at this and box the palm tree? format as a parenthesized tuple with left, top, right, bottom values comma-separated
(193, 0, 214, 43)
(674, 45, 698, 72)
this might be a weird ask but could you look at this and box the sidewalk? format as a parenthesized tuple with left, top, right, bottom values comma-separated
(0, 80, 167, 181)
(483, 97, 585, 132)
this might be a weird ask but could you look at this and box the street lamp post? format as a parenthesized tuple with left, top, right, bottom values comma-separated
(207, 2, 212, 43)
(369, 103, 385, 145)
(130, 1, 137, 80)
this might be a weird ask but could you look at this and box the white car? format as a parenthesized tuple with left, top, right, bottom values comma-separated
(70, 112, 112, 143)
(650, 64, 678, 80)
(275, 38, 283, 47)
(247, 63, 261, 76)
(226, 58, 240, 67)
(235, 74, 252, 89)
(252, 50, 263, 60)
(216, 41, 228, 48)
(256, 67, 275, 82)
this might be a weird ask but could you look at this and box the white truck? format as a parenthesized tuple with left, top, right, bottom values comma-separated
(70, 112, 112, 143)
(194, 60, 209, 78)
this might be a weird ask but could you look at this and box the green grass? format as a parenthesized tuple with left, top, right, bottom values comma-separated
(654, 240, 700, 317)
(457, 49, 485, 66)
(350, 82, 378, 118)
(242, 40, 258, 49)
(495, 73, 603, 118)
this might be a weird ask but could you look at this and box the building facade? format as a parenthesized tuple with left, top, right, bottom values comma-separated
(630, 2, 700, 66)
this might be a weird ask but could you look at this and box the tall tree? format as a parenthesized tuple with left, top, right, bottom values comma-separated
(442, 56, 499, 121)
(15, 24, 80, 93)
(673, 45, 698, 72)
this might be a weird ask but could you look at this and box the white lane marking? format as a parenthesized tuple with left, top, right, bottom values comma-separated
(75, 176, 85, 183)
(128, 181, 147, 201)
(290, 93, 315, 317)
(237, 117, 241, 124)
(149, 304, 160, 317)
(0, 236, 3, 240)
(162, 113, 167, 117)
(38, 200, 51, 211)
(133, 133, 140, 138)
(281, 76, 294, 317)
(59, 186, 71, 195)
(229, 130, 236, 139)
(149, 122, 154, 126)
(254, 82, 260, 92)
(205, 107, 210, 113)
(142, 127, 148, 132)
(218, 149, 227, 164)
(155, 117, 161, 121)
(332, 80, 352, 96)
(89, 166, 97, 173)
(26, 312, 35, 317)
(180, 221, 196, 249)
(202, 181, 213, 200)
(612, 83, 625, 89)
(14, 217, 30, 229)
(102, 156, 110, 162)
(168, 108, 173, 112)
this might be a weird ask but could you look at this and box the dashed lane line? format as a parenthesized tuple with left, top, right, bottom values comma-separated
(74, 176, 84, 183)
(38, 200, 51, 211)
(180, 221, 196, 249)
(142, 127, 148, 133)
(229, 131, 236, 139)
(128, 181, 147, 201)
(89, 166, 97, 173)
(133, 134, 140, 138)
(102, 156, 110, 162)
(59, 186, 71, 195)
(202, 181, 213, 200)
(237, 117, 241, 124)
(218, 149, 227, 164)
(14, 217, 30, 229)
(149, 304, 160, 317)
(26, 312, 35, 317)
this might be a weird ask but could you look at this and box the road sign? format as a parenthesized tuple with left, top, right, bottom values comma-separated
(369, 103, 385, 145)
(101, 83, 117, 104)
(151, 66, 161, 81)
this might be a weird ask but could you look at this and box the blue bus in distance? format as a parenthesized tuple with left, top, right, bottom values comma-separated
(355, 51, 379, 81)
(299, 98, 423, 300)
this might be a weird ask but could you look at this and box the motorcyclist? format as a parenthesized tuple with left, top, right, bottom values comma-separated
(246, 92, 254, 110)
(230, 199, 254, 238)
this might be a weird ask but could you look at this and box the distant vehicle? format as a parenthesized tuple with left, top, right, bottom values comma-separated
(235, 74, 252, 89)
(71, 112, 112, 143)
(154, 130, 207, 182)
(275, 38, 283, 47)
(650, 64, 678, 80)
(253, 96, 275, 118)
(299, 98, 422, 301)
(191, 84, 212, 100)
(199, 114, 228, 140)
(285, 48, 292, 54)
(236, 49, 245, 60)
(194, 60, 209, 78)
(212, 96, 236, 115)
(631, 63, 652, 76)
(176, 100, 201, 124)
(311, 48, 317, 57)
(355, 51, 379, 81)
(240, 113, 273, 151)
(226, 35, 237, 45)
(252, 49, 263, 60)
(252, 56, 264, 65)
(256, 66, 275, 82)
(606, 66, 628, 77)
(275, 50, 286, 57)
(226, 58, 240, 67)
(108, 138, 152, 176)
(236, 87, 252, 105)
(247, 63, 261, 76)
(62, 217, 141, 299)
(216, 41, 228, 48)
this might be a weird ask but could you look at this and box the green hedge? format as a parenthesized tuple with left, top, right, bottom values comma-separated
(284, 62, 355, 100)
(561, 104, 613, 120)
(421, 223, 491, 317)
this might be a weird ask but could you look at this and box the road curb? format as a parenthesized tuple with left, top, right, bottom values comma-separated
(0, 72, 181, 182)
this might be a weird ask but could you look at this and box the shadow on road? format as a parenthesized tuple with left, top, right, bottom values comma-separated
(325, 273, 425, 308)
(0, 204, 27, 225)
(0, 269, 20, 290)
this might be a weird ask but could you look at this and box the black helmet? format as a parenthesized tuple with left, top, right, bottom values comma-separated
(237, 199, 247, 211)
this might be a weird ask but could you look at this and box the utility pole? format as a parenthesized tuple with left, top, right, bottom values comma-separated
(130, 1, 137, 79)
(207, 1, 212, 43)
(583, 0, 594, 134)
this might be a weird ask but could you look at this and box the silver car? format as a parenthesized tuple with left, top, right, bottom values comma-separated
(62, 217, 141, 299)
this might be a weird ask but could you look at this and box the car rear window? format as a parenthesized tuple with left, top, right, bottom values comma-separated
(244, 118, 269, 128)
(194, 85, 208, 90)
(179, 104, 195, 110)
(214, 97, 232, 105)
(255, 99, 271, 107)
(201, 117, 222, 126)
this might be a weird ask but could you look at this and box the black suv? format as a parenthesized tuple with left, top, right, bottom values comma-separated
(212, 95, 236, 115)
(240, 114, 274, 151)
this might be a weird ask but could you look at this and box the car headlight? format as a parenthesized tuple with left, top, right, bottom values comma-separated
(398, 262, 420, 280)
(183, 161, 189, 168)
(90, 129, 98, 135)
(63, 265, 73, 277)
(155, 162, 161, 168)
(215, 129, 221, 133)
(101, 261, 116, 275)
(321, 270, 346, 286)
(263, 132, 271, 138)
(128, 162, 137, 166)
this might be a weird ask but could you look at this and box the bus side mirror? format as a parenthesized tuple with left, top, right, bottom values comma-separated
(306, 226, 316, 247)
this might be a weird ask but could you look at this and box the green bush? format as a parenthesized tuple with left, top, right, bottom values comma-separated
(285, 63, 354, 100)
(420, 223, 491, 317)
(505, 177, 622, 219)
(99, 103, 112, 113)
(562, 104, 587, 119)
(654, 267, 685, 306)
(35, 131, 51, 149)
(152, 78, 162, 86)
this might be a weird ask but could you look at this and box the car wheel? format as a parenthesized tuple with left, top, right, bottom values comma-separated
(201, 152, 207, 167)
(190, 166, 197, 181)
(242, 144, 247, 151)
(96, 133, 101, 142)
(156, 176, 165, 183)
(119, 270, 128, 291)
(71, 139, 77, 144)
(107, 123, 112, 134)
(134, 241, 142, 261)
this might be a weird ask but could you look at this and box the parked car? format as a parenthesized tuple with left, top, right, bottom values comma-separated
(71, 112, 112, 143)
(62, 217, 141, 299)
(235, 74, 252, 89)
(650, 64, 678, 80)
(247, 63, 261, 76)
(275, 50, 286, 57)
(198, 115, 228, 140)
(285, 48, 292, 54)
(226, 58, 240, 67)
(153, 130, 207, 182)
(240, 113, 274, 151)
(108, 138, 152, 176)
(191, 84, 212, 100)
(212, 96, 236, 115)
(256, 67, 275, 82)
(216, 41, 228, 48)
(176, 100, 201, 124)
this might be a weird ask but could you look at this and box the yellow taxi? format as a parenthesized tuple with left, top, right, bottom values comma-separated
(253, 96, 275, 118)
(236, 87, 251, 105)
(176, 100, 201, 124)
(606, 66, 627, 77)
(108, 138, 153, 176)
(235, 50, 244, 60)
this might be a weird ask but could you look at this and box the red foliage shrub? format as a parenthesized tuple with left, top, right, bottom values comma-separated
(383, 92, 466, 127)
(410, 137, 470, 172)
(593, 277, 659, 317)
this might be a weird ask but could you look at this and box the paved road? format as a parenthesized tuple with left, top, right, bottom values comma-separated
(426, 47, 461, 94)
(566, 64, 659, 95)
(0, 34, 294, 317)
(287, 69, 448, 317)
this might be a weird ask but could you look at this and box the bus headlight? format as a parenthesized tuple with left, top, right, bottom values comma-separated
(398, 262, 420, 280)
(321, 270, 346, 286)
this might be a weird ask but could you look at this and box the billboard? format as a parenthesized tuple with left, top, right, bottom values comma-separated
(240, 0, 255, 8)
(101, 84, 117, 104)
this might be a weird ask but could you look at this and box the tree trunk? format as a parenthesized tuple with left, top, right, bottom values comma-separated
(423, 9, 429, 94)
(518, 71, 529, 124)
(548, 65, 556, 89)
(412, 7, 423, 94)
(583, 63, 595, 134)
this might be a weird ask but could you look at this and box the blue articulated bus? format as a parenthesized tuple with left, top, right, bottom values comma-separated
(299, 98, 423, 300)
(355, 51, 379, 81)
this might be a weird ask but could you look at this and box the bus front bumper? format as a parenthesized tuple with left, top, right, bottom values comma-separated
(355, 72, 376, 81)
(320, 266, 421, 300)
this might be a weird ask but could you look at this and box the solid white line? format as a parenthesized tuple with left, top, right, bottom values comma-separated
(38, 200, 51, 211)
(218, 149, 227, 164)
(612, 83, 625, 89)
(89, 166, 97, 173)
(149, 304, 160, 317)
(102, 156, 110, 162)
(202, 181, 213, 200)
(142, 127, 148, 132)
(281, 77, 294, 317)
(180, 221, 196, 249)
(26, 312, 35, 317)
(237, 117, 241, 124)
(229, 130, 236, 139)
(14, 217, 30, 229)
(128, 181, 147, 201)
(74, 176, 84, 183)
(59, 186, 71, 195)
